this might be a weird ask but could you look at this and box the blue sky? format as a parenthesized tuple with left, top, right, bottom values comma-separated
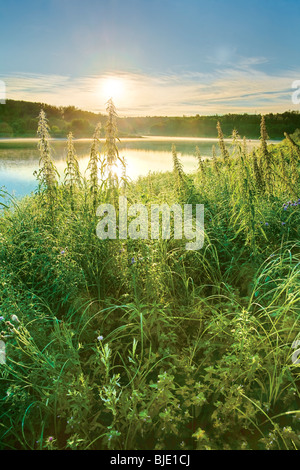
(1, 0, 300, 115)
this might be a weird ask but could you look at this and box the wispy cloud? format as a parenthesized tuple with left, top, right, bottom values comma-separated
(3, 63, 300, 116)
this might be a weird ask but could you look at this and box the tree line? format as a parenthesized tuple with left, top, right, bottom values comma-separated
(1, 99, 300, 140)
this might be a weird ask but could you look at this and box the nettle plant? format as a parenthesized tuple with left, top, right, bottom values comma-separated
(0, 107, 299, 450)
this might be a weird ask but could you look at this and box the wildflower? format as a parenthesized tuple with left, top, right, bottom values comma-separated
(11, 314, 19, 323)
(48, 436, 54, 443)
(281, 222, 286, 226)
(0, 316, 4, 322)
(97, 335, 104, 341)
(131, 257, 136, 264)
(265, 222, 269, 226)
(60, 250, 65, 255)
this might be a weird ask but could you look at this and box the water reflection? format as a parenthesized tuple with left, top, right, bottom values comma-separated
(0, 136, 266, 198)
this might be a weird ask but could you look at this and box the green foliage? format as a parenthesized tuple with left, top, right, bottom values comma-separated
(104, 99, 119, 171)
(64, 132, 82, 211)
(87, 123, 102, 211)
(35, 110, 59, 214)
(0, 112, 299, 451)
(195, 146, 206, 182)
(217, 121, 230, 165)
(260, 115, 273, 195)
(172, 144, 185, 184)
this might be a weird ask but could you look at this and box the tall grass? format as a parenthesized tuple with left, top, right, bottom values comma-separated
(0, 107, 299, 450)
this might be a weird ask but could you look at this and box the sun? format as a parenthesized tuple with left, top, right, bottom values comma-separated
(100, 77, 125, 102)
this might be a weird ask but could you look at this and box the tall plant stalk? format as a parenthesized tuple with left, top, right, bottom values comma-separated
(64, 132, 81, 210)
(87, 123, 102, 211)
(36, 109, 59, 214)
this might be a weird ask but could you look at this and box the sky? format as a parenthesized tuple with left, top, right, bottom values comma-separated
(1, 0, 300, 116)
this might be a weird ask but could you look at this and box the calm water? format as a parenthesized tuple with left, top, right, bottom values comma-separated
(0, 136, 267, 198)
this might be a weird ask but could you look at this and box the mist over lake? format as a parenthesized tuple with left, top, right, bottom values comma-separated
(0, 136, 271, 197)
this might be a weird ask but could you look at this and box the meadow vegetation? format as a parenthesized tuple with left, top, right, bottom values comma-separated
(0, 100, 299, 450)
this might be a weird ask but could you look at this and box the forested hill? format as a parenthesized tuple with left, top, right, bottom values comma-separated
(1, 99, 300, 140)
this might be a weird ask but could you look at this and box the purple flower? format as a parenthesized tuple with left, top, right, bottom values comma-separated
(48, 436, 54, 443)
(131, 257, 136, 264)
(281, 222, 286, 226)
(0, 316, 4, 322)
(265, 222, 269, 226)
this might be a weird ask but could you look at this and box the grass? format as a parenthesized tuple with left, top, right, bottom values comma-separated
(0, 109, 299, 450)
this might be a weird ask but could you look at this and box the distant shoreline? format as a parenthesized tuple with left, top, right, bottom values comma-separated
(0, 136, 282, 144)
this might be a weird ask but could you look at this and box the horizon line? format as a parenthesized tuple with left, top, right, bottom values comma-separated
(3, 98, 299, 119)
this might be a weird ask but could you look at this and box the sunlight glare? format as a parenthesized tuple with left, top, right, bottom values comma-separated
(100, 77, 125, 102)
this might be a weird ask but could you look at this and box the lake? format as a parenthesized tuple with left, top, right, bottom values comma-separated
(0, 136, 272, 198)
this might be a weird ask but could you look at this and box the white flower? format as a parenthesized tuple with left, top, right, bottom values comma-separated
(11, 315, 20, 323)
